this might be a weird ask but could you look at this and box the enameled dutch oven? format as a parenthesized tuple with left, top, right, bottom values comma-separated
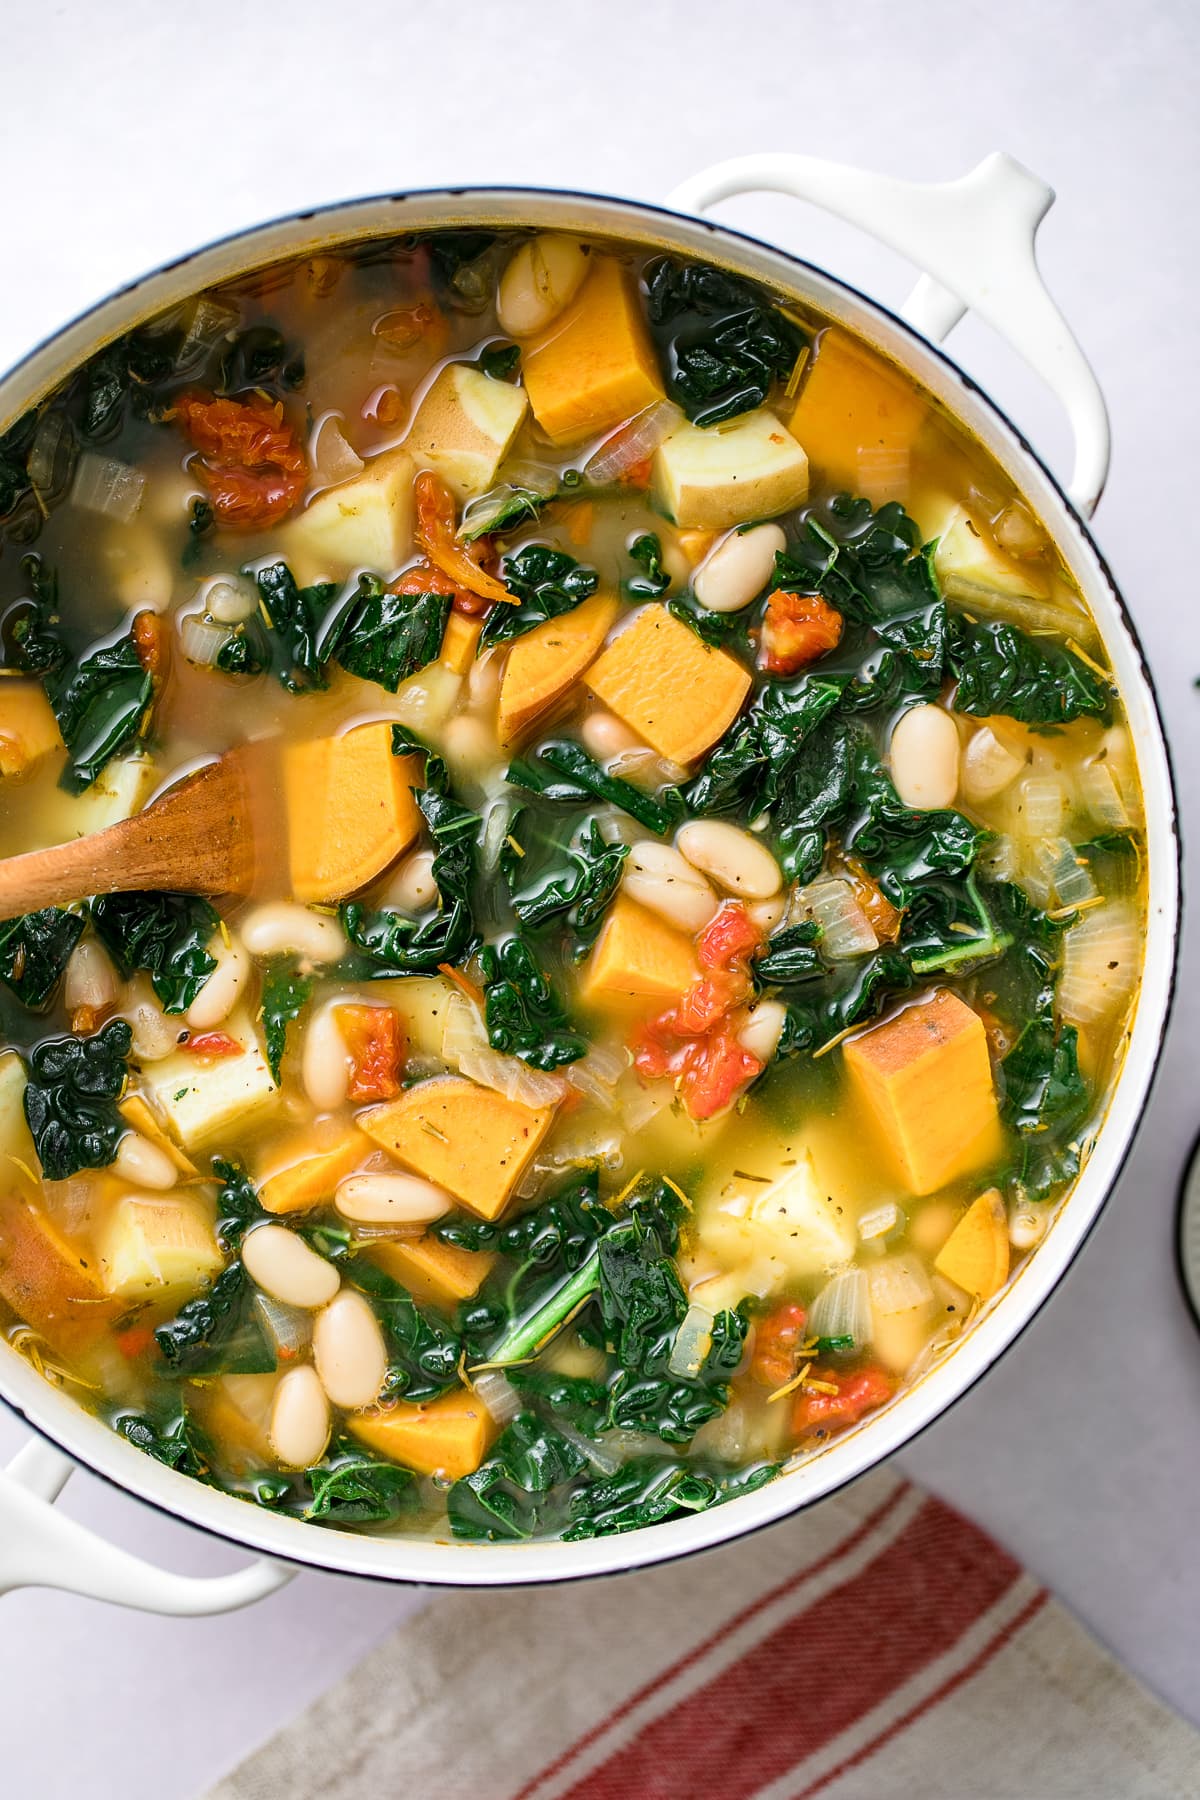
(0, 151, 1180, 1613)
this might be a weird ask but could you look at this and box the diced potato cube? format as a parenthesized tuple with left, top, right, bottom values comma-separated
(441, 610, 482, 675)
(407, 363, 529, 499)
(0, 682, 62, 778)
(787, 327, 927, 500)
(199, 1372, 277, 1471)
(284, 447, 414, 581)
(142, 1010, 280, 1151)
(38, 750, 157, 848)
(582, 894, 698, 1005)
(652, 409, 809, 531)
(0, 1050, 37, 1173)
(522, 257, 664, 445)
(934, 1188, 1010, 1300)
(360, 1075, 556, 1222)
(348, 1386, 497, 1478)
(366, 1234, 496, 1311)
(931, 503, 1051, 603)
(749, 1149, 857, 1277)
(285, 722, 424, 903)
(0, 1190, 119, 1351)
(95, 1191, 223, 1299)
(362, 974, 457, 1059)
(498, 592, 618, 743)
(843, 992, 1001, 1196)
(257, 1123, 371, 1215)
(584, 602, 751, 766)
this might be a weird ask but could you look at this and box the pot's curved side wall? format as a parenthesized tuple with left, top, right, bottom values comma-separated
(0, 188, 1179, 1588)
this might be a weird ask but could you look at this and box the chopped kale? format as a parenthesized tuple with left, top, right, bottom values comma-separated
(323, 573, 450, 693)
(479, 544, 599, 650)
(22, 1018, 132, 1180)
(482, 934, 587, 1070)
(260, 959, 314, 1084)
(90, 891, 219, 1013)
(644, 257, 805, 426)
(0, 909, 85, 1010)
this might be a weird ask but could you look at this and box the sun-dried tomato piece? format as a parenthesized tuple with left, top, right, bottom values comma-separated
(337, 1004, 405, 1103)
(413, 469, 512, 608)
(760, 590, 843, 675)
(173, 391, 307, 530)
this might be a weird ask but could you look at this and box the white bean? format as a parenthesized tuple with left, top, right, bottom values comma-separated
(623, 840, 718, 933)
(387, 849, 438, 914)
(889, 705, 960, 810)
(269, 1365, 331, 1468)
(63, 937, 118, 1013)
(960, 725, 1024, 805)
(113, 1131, 179, 1191)
(244, 1223, 342, 1309)
(466, 647, 502, 714)
(202, 574, 259, 625)
(441, 714, 496, 781)
(121, 974, 183, 1062)
(736, 1000, 787, 1064)
(676, 820, 782, 900)
(335, 1172, 454, 1226)
(497, 236, 589, 338)
(302, 1002, 354, 1111)
(312, 1289, 388, 1408)
(1008, 1207, 1047, 1251)
(581, 711, 642, 762)
(693, 523, 786, 614)
(748, 895, 786, 936)
(184, 933, 249, 1030)
(240, 903, 347, 964)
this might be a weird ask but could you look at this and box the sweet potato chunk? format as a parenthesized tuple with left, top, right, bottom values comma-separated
(584, 603, 751, 767)
(843, 992, 1001, 1196)
(286, 722, 424, 903)
(257, 1123, 371, 1216)
(583, 894, 699, 1005)
(934, 1188, 1010, 1300)
(0, 1191, 119, 1352)
(360, 1076, 556, 1222)
(498, 592, 618, 743)
(788, 328, 926, 500)
(407, 363, 529, 499)
(522, 258, 664, 445)
(440, 610, 482, 675)
(349, 1386, 497, 1479)
(0, 682, 62, 778)
(366, 1234, 496, 1311)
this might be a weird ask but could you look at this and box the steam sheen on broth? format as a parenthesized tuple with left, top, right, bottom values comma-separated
(0, 230, 1144, 1541)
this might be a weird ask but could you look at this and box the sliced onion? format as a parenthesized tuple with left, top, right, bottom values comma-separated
(179, 612, 233, 668)
(26, 411, 75, 499)
(565, 1046, 625, 1110)
(1023, 837, 1096, 910)
(960, 725, 1025, 805)
(472, 1369, 522, 1425)
(857, 1203, 900, 1243)
(173, 297, 240, 371)
(809, 1268, 871, 1344)
(442, 992, 566, 1107)
(253, 1292, 311, 1360)
(992, 501, 1046, 559)
(867, 1254, 932, 1321)
(536, 1118, 623, 1172)
(71, 452, 146, 523)
(479, 797, 514, 873)
(668, 1304, 715, 1379)
(1058, 900, 1139, 1027)
(458, 466, 558, 541)
(793, 877, 878, 959)
(583, 400, 684, 486)
(1079, 759, 1129, 830)
(1013, 774, 1071, 840)
(310, 411, 364, 490)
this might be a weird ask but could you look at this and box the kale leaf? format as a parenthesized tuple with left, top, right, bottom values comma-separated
(503, 812, 628, 945)
(304, 1442, 416, 1523)
(507, 1367, 610, 1435)
(22, 1017, 132, 1180)
(216, 325, 305, 395)
(479, 342, 521, 380)
(115, 1403, 212, 1477)
(154, 1260, 276, 1377)
(211, 1157, 269, 1252)
(0, 908, 85, 1010)
(260, 959, 314, 1083)
(622, 533, 670, 600)
(644, 258, 805, 426)
(507, 740, 686, 837)
(44, 628, 153, 793)
(249, 562, 337, 693)
(947, 615, 1111, 724)
(481, 934, 587, 1070)
(564, 1456, 780, 1540)
(324, 573, 450, 693)
(447, 1413, 587, 1541)
(479, 544, 599, 650)
(10, 555, 66, 675)
(90, 891, 219, 1013)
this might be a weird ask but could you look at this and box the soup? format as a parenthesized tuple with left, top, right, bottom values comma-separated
(0, 229, 1144, 1542)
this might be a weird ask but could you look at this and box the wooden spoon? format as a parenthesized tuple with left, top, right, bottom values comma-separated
(0, 747, 274, 915)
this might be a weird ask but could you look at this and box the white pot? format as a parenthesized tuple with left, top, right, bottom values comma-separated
(0, 152, 1179, 1613)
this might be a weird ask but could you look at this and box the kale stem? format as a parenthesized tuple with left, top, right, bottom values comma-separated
(478, 1251, 601, 1367)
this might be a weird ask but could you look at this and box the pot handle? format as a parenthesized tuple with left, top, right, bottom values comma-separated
(666, 151, 1110, 517)
(0, 1436, 294, 1614)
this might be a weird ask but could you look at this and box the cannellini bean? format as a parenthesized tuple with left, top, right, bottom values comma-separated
(312, 1289, 388, 1408)
(623, 840, 718, 933)
(113, 1131, 179, 1191)
(676, 820, 782, 900)
(240, 903, 347, 964)
(387, 849, 438, 914)
(960, 725, 1024, 805)
(497, 235, 589, 338)
(888, 704, 960, 810)
(203, 574, 259, 625)
(441, 713, 495, 780)
(736, 1000, 786, 1063)
(122, 974, 183, 1061)
(269, 1365, 331, 1469)
(244, 1223, 342, 1309)
(63, 937, 118, 1013)
(748, 895, 786, 936)
(335, 1172, 454, 1226)
(466, 647, 502, 714)
(302, 1002, 354, 1112)
(693, 523, 786, 614)
(185, 933, 249, 1030)
(581, 711, 642, 762)
(1008, 1207, 1047, 1251)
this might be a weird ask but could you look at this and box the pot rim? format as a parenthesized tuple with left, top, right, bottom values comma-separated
(0, 183, 1182, 1586)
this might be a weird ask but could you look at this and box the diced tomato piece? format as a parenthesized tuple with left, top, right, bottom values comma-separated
(698, 901, 762, 974)
(183, 1031, 242, 1060)
(337, 1004, 405, 1103)
(173, 391, 307, 530)
(792, 1365, 894, 1438)
(678, 1028, 763, 1121)
(115, 1324, 157, 1360)
(632, 904, 765, 1121)
(617, 454, 653, 490)
(761, 590, 843, 675)
(750, 1300, 809, 1389)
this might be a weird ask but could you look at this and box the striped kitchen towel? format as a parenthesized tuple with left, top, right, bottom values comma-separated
(206, 1471, 1198, 1800)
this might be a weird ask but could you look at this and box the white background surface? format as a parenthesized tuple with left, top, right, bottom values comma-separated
(1, 2, 1198, 1794)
